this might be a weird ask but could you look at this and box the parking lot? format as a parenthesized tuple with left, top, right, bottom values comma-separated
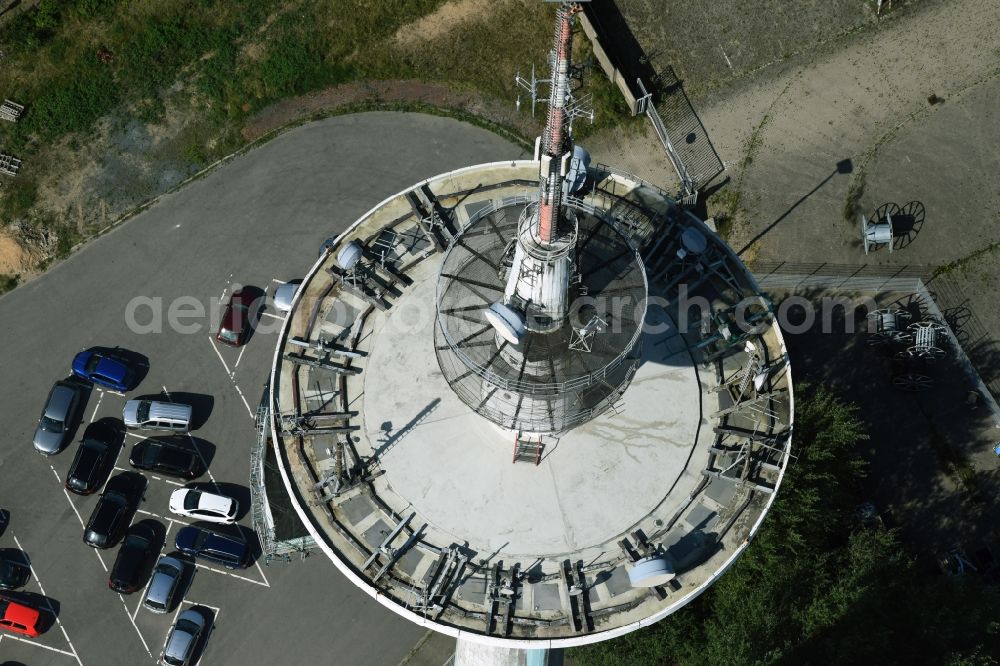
(0, 112, 526, 666)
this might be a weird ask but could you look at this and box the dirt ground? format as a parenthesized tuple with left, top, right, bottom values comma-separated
(585, 0, 1000, 320)
(392, 0, 495, 49)
(615, 0, 882, 102)
(241, 79, 541, 143)
(581, 0, 1000, 560)
(0, 229, 26, 273)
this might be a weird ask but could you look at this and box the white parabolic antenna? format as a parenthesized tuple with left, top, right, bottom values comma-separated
(627, 555, 676, 587)
(337, 240, 364, 269)
(484, 302, 527, 345)
(565, 145, 591, 193)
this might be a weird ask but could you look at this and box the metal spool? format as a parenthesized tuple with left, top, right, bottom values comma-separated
(861, 214, 894, 255)
(896, 320, 947, 360)
(893, 372, 933, 392)
(866, 307, 912, 346)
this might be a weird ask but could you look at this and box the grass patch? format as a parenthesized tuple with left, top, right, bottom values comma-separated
(0, 0, 637, 267)
(932, 240, 1000, 279)
(1, 178, 39, 219)
(0, 273, 20, 294)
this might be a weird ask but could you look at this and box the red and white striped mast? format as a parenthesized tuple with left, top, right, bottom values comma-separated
(501, 2, 587, 335)
(536, 2, 579, 243)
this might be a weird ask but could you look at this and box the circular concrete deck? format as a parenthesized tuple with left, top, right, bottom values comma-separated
(363, 266, 703, 558)
(271, 157, 793, 646)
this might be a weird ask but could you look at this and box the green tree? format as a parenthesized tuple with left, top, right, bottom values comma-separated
(572, 385, 1000, 666)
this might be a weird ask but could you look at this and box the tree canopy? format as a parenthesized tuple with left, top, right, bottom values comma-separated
(570, 384, 1000, 666)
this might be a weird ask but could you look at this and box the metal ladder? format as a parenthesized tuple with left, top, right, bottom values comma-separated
(512, 432, 543, 465)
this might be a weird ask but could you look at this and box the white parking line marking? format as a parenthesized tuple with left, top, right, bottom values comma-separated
(253, 559, 271, 588)
(208, 335, 233, 377)
(135, 508, 203, 531)
(192, 562, 269, 587)
(0, 633, 78, 658)
(59, 486, 87, 529)
(112, 466, 184, 487)
(181, 599, 222, 614)
(258, 311, 284, 321)
(120, 594, 152, 657)
(90, 391, 104, 421)
(94, 549, 108, 573)
(132, 591, 146, 622)
(135, 507, 186, 524)
(233, 382, 255, 419)
(125, 432, 145, 440)
(13, 534, 84, 666)
(233, 344, 248, 370)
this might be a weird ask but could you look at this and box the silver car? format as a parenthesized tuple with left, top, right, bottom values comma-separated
(160, 608, 206, 666)
(143, 555, 184, 614)
(123, 400, 192, 433)
(33, 381, 81, 455)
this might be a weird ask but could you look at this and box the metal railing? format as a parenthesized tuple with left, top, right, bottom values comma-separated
(435, 200, 648, 396)
(638, 78, 695, 197)
(251, 400, 276, 563)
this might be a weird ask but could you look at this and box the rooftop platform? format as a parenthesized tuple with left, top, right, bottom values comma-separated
(268, 161, 793, 648)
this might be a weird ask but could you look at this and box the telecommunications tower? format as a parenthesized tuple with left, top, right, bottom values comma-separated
(266, 3, 793, 665)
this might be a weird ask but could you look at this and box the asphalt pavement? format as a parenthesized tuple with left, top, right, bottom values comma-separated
(0, 112, 526, 666)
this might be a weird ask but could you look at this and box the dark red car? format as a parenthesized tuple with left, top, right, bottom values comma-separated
(216, 288, 258, 347)
(0, 595, 43, 637)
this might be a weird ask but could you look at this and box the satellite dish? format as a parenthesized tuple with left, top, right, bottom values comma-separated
(337, 240, 364, 270)
(753, 369, 770, 392)
(484, 302, 526, 345)
(565, 145, 591, 192)
(627, 555, 675, 587)
(680, 227, 708, 255)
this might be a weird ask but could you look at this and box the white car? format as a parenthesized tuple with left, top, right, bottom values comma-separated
(168, 489, 238, 524)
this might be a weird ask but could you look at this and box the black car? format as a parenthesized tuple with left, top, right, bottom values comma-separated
(0, 552, 30, 590)
(65, 435, 114, 495)
(174, 526, 249, 570)
(129, 438, 201, 479)
(109, 524, 157, 594)
(83, 474, 143, 549)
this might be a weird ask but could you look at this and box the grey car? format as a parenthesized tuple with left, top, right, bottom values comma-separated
(143, 556, 184, 614)
(160, 607, 207, 666)
(33, 381, 82, 455)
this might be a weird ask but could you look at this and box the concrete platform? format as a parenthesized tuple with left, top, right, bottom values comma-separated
(269, 160, 794, 647)
(363, 260, 706, 558)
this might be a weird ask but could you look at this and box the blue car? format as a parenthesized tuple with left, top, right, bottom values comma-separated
(72, 349, 136, 392)
(175, 526, 249, 570)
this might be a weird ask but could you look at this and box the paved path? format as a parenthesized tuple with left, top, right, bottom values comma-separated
(0, 112, 526, 666)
